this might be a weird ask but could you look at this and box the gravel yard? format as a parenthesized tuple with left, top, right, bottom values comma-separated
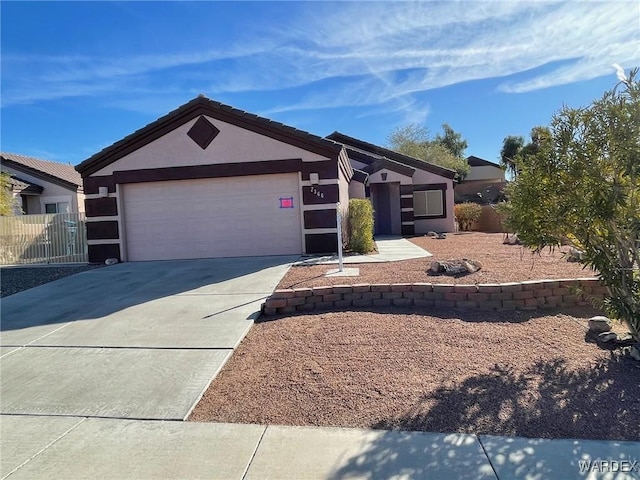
(189, 307, 639, 441)
(279, 232, 596, 288)
(0, 264, 102, 297)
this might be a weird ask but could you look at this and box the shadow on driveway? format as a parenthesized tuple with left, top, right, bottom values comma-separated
(0, 255, 297, 336)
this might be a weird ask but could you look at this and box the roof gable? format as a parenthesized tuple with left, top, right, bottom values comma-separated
(8, 175, 44, 194)
(363, 157, 415, 177)
(327, 132, 457, 180)
(77, 95, 344, 177)
(467, 155, 501, 168)
(1, 152, 82, 190)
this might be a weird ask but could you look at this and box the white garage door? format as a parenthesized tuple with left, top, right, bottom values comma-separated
(122, 173, 302, 261)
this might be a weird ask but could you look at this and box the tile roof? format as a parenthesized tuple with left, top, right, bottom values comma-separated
(1, 152, 82, 189)
(327, 132, 457, 180)
(77, 95, 345, 177)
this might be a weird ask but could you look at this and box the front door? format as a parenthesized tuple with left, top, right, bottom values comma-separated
(372, 184, 393, 235)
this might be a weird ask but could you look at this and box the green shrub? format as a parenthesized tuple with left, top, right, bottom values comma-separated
(348, 199, 375, 253)
(454, 202, 483, 231)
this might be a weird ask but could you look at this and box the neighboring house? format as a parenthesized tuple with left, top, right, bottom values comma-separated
(75, 95, 353, 263)
(326, 132, 457, 236)
(465, 155, 505, 183)
(1, 152, 84, 215)
(456, 155, 506, 204)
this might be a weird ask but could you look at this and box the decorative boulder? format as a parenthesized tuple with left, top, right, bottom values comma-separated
(588, 316, 612, 334)
(630, 345, 640, 362)
(462, 259, 482, 273)
(430, 261, 442, 273)
(597, 332, 617, 343)
(443, 263, 467, 275)
(427, 231, 439, 238)
(567, 247, 584, 262)
(615, 333, 636, 347)
(503, 233, 521, 245)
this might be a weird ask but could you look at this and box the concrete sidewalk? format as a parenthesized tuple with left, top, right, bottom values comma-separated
(2, 416, 638, 479)
(295, 236, 432, 265)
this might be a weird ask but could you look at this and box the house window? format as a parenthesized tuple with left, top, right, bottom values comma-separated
(413, 190, 443, 217)
(45, 202, 70, 214)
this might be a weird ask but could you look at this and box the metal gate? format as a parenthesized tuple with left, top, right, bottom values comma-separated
(0, 213, 88, 265)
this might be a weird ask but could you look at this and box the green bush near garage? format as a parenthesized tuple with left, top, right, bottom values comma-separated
(348, 199, 375, 253)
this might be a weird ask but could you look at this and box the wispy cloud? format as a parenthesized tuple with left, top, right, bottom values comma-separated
(2, 1, 637, 112)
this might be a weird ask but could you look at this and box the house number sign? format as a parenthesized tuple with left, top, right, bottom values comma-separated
(309, 186, 324, 199)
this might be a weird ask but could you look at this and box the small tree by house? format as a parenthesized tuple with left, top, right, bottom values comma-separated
(348, 198, 375, 254)
(502, 68, 640, 340)
(0, 172, 18, 216)
(454, 202, 483, 231)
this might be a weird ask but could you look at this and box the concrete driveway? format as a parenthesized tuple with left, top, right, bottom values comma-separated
(0, 256, 296, 421)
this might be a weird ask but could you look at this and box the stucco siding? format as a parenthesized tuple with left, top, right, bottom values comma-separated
(412, 169, 453, 185)
(368, 169, 412, 185)
(95, 115, 329, 176)
(349, 181, 366, 199)
(466, 165, 505, 182)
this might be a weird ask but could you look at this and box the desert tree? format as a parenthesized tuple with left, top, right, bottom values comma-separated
(500, 135, 525, 179)
(502, 67, 640, 338)
(387, 124, 470, 180)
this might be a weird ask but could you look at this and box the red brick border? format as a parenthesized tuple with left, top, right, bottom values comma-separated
(262, 278, 607, 316)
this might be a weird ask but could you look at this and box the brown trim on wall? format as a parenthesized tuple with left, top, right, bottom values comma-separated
(401, 211, 414, 223)
(301, 161, 337, 180)
(401, 224, 415, 236)
(352, 169, 368, 184)
(77, 98, 342, 177)
(85, 197, 118, 217)
(88, 243, 121, 263)
(413, 183, 448, 191)
(338, 148, 354, 181)
(400, 197, 413, 209)
(400, 185, 414, 195)
(305, 233, 338, 254)
(302, 184, 339, 205)
(86, 221, 119, 240)
(83, 175, 116, 195)
(112, 159, 303, 184)
(304, 209, 337, 229)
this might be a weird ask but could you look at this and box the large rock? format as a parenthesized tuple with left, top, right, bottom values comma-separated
(616, 333, 636, 347)
(597, 332, 618, 343)
(503, 233, 521, 245)
(630, 345, 640, 362)
(462, 259, 482, 273)
(567, 247, 584, 262)
(443, 263, 467, 275)
(588, 316, 612, 334)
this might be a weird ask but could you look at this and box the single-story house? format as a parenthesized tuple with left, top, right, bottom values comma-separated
(1, 152, 84, 215)
(326, 132, 457, 236)
(456, 155, 506, 204)
(75, 95, 353, 263)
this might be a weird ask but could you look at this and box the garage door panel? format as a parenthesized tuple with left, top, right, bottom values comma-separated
(123, 174, 302, 261)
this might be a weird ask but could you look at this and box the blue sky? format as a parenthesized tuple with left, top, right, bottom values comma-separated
(2, 1, 638, 167)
